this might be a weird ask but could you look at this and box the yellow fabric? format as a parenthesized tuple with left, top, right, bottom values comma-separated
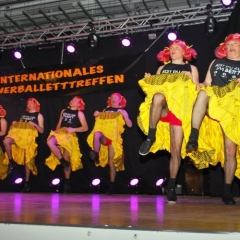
(0, 147, 8, 180)
(202, 80, 240, 178)
(2, 122, 38, 178)
(45, 127, 83, 171)
(137, 73, 198, 158)
(137, 73, 227, 174)
(87, 112, 125, 171)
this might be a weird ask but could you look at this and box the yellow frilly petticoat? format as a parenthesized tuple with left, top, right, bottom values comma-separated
(87, 112, 125, 171)
(137, 73, 226, 172)
(45, 127, 83, 171)
(197, 79, 240, 178)
(0, 147, 8, 180)
(1, 122, 38, 179)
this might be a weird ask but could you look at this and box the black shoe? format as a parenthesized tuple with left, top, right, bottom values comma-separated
(22, 183, 30, 193)
(139, 138, 155, 156)
(222, 195, 236, 205)
(7, 162, 16, 175)
(186, 139, 198, 153)
(89, 150, 100, 164)
(63, 183, 71, 193)
(167, 188, 177, 203)
(60, 159, 70, 170)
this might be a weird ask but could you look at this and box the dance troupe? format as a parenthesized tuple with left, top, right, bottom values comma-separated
(0, 33, 240, 205)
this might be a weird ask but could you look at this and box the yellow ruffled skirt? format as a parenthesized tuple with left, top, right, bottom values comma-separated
(200, 80, 240, 178)
(0, 147, 8, 180)
(138, 73, 198, 157)
(137, 73, 227, 173)
(87, 112, 125, 171)
(1, 122, 38, 179)
(45, 127, 83, 171)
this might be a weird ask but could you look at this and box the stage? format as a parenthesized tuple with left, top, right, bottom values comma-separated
(0, 193, 240, 240)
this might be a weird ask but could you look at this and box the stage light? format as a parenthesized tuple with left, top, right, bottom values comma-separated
(204, 16, 218, 34)
(156, 178, 165, 187)
(50, 178, 61, 192)
(204, 4, 218, 35)
(92, 178, 101, 186)
(121, 36, 132, 48)
(66, 43, 76, 53)
(88, 33, 100, 48)
(129, 178, 140, 194)
(221, 0, 234, 7)
(13, 50, 22, 60)
(51, 178, 61, 186)
(90, 178, 101, 193)
(14, 177, 23, 184)
(130, 178, 139, 186)
(167, 30, 177, 41)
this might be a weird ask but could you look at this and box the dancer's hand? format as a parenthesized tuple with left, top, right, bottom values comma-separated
(182, 71, 192, 78)
(196, 83, 206, 90)
(144, 72, 151, 77)
(93, 111, 100, 117)
(67, 127, 75, 133)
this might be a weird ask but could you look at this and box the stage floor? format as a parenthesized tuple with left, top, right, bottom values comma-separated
(0, 193, 240, 239)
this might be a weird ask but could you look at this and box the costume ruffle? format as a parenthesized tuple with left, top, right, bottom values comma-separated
(137, 73, 198, 157)
(201, 79, 240, 178)
(137, 73, 227, 173)
(87, 112, 125, 171)
(45, 127, 83, 171)
(2, 122, 38, 178)
(0, 147, 8, 180)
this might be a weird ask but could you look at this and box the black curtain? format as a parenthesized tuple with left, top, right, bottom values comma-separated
(0, 1, 240, 195)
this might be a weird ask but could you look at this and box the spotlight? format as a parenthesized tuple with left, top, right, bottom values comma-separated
(13, 50, 22, 60)
(155, 178, 165, 187)
(204, 4, 218, 34)
(14, 177, 23, 184)
(130, 178, 139, 186)
(13, 177, 24, 192)
(204, 16, 218, 34)
(91, 178, 101, 193)
(51, 178, 61, 186)
(167, 29, 177, 41)
(66, 43, 76, 53)
(221, 0, 234, 7)
(92, 178, 101, 186)
(50, 178, 61, 192)
(121, 36, 132, 48)
(88, 33, 100, 48)
(129, 178, 140, 194)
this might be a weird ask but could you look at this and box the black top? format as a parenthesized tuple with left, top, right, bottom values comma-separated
(211, 58, 240, 87)
(60, 109, 81, 128)
(103, 107, 120, 112)
(160, 63, 192, 74)
(20, 112, 39, 124)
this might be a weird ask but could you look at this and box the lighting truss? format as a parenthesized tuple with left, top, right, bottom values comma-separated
(0, 3, 235, 49)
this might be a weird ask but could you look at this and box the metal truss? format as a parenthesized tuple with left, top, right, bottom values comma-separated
(0, 3, 235, 49)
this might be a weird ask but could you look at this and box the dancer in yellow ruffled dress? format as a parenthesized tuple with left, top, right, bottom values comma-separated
(186, 33, 240, 205)
(138, 40, 199, 202)
(46, 96, 88, 193)
(87, 93, 132, 194)
(0, 105, 8, 180)
(3, 98, 44, 192)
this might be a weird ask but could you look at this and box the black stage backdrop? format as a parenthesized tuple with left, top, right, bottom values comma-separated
(0, 1, 240, 195)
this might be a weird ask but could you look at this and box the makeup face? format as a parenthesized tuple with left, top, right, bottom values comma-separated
(226, 40, 240, 60)
(27, 100, 37, 112)
(169, 44, 184, 60)
(110, 94, 121, 108)
(69, 97, 80, 109)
